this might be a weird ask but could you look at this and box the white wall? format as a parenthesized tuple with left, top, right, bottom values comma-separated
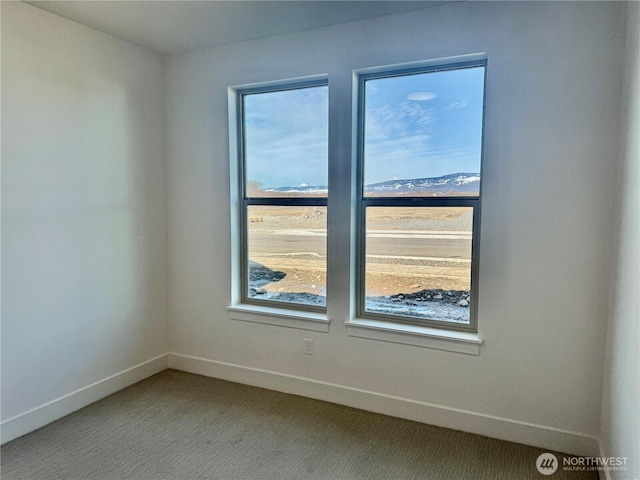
(165, 2, 625, 455)
(601, 2, 640, 479)
(2, 0, 633, 461)
(1, 2, 169, 435)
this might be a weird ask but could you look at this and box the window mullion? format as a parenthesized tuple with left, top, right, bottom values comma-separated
(362, 197, 478, 208)
(245, 197, 328, 207)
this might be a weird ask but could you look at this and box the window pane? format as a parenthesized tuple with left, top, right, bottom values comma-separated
(365, 207, 473, 323)
(363, 67, 484, 197)
(247, 206, 326, 307)
(244, 86, 328, 197)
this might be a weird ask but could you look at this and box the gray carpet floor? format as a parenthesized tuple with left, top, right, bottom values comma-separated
(1, 369, 597, 480)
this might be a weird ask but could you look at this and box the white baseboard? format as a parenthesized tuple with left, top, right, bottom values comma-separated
(598, 439, 612, 480)
(1, 354, 169, 445)
(1, 352, 600, 457)
(169, 352, 600, 457)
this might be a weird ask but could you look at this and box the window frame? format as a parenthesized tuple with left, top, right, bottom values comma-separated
(354, 59, 487, 333)
(235, 78, 329, 314)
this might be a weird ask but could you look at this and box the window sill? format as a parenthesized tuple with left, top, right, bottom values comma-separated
(228, 304, 330, 332)
(345, 318, 482, 355)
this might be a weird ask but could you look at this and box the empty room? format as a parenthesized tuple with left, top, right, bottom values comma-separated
(1, 1, 638, 479)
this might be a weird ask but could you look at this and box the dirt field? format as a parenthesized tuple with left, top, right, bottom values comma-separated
(247, 206, 472, 298)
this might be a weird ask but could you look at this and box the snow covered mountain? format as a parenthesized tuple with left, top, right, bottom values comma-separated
(365, 172, 480, 195)
(264, 184, 328, 194)
(263, 173, 480, 196)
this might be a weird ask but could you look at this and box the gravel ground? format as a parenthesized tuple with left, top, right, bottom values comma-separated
(366, 288, 471, 323)
(246, 288, 470, 323)
(249, 262, 470, 322)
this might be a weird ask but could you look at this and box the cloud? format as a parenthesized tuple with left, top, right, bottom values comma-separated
(365, 101, 435, 141)
(406, 92, 437, 101)
(445, 100, 469, 110)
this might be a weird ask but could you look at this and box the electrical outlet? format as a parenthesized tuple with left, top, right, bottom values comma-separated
(303, 338, 313, 355)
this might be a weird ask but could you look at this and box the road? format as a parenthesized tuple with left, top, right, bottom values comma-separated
(249, 229, 472, 293)
(249, 231, 471, 260)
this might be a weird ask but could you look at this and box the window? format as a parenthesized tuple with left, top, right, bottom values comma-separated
(356, 61, 486, 332)
(237, 80, 329, 311)
(231, 57, 486, 338)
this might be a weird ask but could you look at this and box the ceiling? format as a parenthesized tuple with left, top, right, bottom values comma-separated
(24, 1, 447, 55)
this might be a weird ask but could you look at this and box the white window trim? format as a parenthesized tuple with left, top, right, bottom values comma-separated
(345, 318, 482, 355)
(228, 305, 330, 332)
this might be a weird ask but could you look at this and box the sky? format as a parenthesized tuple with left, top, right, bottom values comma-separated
(244, 86, 328, 189)
(244, 65, 485, 189)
